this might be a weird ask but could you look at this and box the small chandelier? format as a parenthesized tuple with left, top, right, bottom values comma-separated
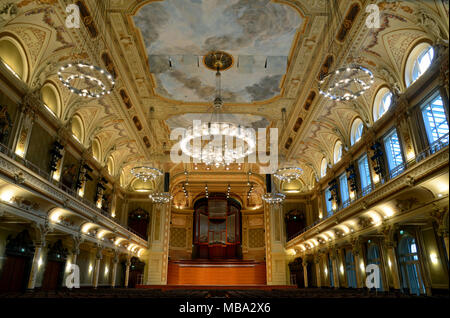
(274, 167, 303, 183)
(262, 192, 286, 204)
(319, 65, 374, 101)
(58, 62, 115, 99)
(149, 192, 173, 204)
(130, 166, 163, 182)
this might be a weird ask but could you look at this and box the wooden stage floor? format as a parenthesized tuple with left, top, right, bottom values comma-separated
(157, 259, 273, 286)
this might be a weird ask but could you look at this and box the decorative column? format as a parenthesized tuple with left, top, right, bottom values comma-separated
(27, 223, 50, 290)
(111, 250, 119, 288)
(124, 254, 131, 288)
(330, 248, 340, 288)
(352, 239, 365, 289)
(385, 240, 401, 290)
(92, 246, 103, 288)
(395, 96, 415, 162)
(430, 207, 449, 262)
(145, 200, 171, 285)
(27, 243, 44, 290)
(264, 202, 288, 285)
(305, 199, 313, 226)
(13, 90, 38, 158)
(314, 254, 322, 288)
(70, 235, 81, 265)
(302, 258, 309, 288)
(110, 183, 119, 218)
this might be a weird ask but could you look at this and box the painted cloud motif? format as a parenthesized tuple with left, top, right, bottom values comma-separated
(134, 0, 302, 103)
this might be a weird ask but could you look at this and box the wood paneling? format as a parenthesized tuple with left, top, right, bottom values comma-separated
(167, 260, 266, 285)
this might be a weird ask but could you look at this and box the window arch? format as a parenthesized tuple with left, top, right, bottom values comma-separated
(41, 82, 61, 118)
(373, 87, 393, 121)
(107, 156, 114, 176)
(92, 138, 101, 162)
(71, 115, 84, 144)
(405, 42, 434, 87)
(0, 36, 28, 81)
(350, 118, 364, 145)
(333, 141, 343, 164)
(320, 158, 328, 178)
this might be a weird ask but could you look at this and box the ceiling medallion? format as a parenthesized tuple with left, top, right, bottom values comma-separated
(262, 192, 286, 204)
(180, 51, 255, 168)
(203, 51, 233, 71)
(130, 166, 163, 182)
(149, 192, 173, 204)
(274, 167, 303, 183)
(319, 65, 374, 101)
(58, 62, 115, 98)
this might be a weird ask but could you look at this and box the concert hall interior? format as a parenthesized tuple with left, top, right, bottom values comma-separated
(0, 0, 448, 299)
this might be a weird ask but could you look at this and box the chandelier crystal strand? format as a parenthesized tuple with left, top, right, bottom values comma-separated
(149, 192, 173, 204)
(262, 192, 286, 204)
(130, 166, 163, 182)
(319, 65, 374, 101)
(274, 167, 304, 183)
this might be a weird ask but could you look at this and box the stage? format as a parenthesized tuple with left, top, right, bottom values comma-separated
(158, 259, 270, 286)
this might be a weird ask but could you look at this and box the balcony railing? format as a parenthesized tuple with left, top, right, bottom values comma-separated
(0, 143, 147, 240)
(286, 133, 449, 242)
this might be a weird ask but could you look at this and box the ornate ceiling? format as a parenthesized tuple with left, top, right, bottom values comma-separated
(133, 0, 302, 103)
(1, 0, 448, 194)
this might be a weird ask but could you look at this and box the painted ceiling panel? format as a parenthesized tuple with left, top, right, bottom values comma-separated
(134, 0, 302, 103)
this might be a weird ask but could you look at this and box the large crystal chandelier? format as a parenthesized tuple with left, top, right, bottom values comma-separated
(179, 52, 256, 168)
(130, 166, 163, 182)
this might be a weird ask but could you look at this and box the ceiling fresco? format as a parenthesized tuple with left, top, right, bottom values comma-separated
(133, 0, 302, 103)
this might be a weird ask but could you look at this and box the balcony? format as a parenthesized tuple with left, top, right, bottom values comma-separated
(286, 133, 449, 242)
(0, 143, 148, 244)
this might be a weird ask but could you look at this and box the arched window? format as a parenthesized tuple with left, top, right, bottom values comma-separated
(320, 158, 328, 178)
(373, 87, 393, 121)
(0, 36, 28, 81)
(41, 83, 61, 118)
(71, 115, 84, 144)
(398, 235, 426, 295)
(333, 141, 343, 164)
(107, 156, 114, 176)
(350, 118, 364, 145)
(405, 43, 434, 87)
(92, 138, 101, 162)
